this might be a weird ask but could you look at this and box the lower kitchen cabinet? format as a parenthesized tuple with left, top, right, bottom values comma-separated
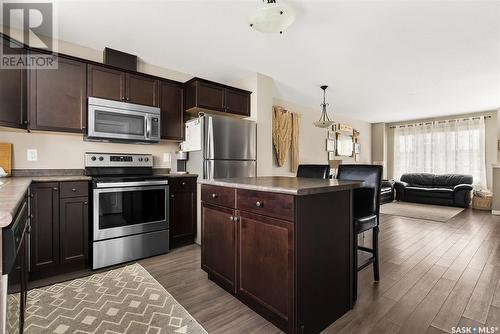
(168, 176, 197, 249)
(60, 196, 88, 266)
(201, 203, 237, 293)
(237, 211, 294, 331)
(30, 182, 60, 276)
(30, 181, 89, 280)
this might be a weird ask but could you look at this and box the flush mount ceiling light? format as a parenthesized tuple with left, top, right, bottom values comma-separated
(314, 85, 335, 128)
(248, 0, 297, 34)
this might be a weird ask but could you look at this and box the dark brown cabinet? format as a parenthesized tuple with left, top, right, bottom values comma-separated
(0, 37, 27, 129)
(201, 203, 237, 293)
(237, 211, 294, 332)
(60, 197, 88, 266)
(225, 87, 251, 116)
(202, 184, 355, 334)
(87, 64, 125, 101)
(127, 73, 159, 107)
(30, 181, 89, 280)
(28, 56, 87, 132)
(184, 78, 251, 117)
(87, 64, 159, 107)
(168, 177, 197, 248)
(30, 182, 60, 275)
(160, 81, 184, 140)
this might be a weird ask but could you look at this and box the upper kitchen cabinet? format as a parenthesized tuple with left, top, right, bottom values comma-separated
(0, 37, 27, 129)
(87, 64, 159, 107)
(87, 64, 126, 102)
(127, 73, 159, 107)
(160, 80, 184, 140)
(184, 78, 251, 117)
(28, 56, 87, 133)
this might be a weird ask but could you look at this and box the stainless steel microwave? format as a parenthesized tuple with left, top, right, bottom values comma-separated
(87, 97, 161, 143)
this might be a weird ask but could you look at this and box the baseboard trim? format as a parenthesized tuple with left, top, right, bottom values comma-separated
(492, 210, 500, 216)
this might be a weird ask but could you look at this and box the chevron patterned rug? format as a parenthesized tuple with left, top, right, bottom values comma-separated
(23, 263, 207, 334)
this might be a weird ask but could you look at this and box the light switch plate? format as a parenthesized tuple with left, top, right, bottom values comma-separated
(27, 149, 38, 161)
(163, 153, 171, 163)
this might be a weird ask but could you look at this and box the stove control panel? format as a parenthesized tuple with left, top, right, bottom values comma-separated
(85, 153, 153, 168)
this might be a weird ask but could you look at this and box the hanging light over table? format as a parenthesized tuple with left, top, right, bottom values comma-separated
(314, 85, 335, 128)
(248, 0, 297, 34)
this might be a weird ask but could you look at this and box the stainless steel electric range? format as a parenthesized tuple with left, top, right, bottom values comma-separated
(85, 152, 169, 269)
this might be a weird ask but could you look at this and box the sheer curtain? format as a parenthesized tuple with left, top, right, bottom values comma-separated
(394, 117, 487, 189)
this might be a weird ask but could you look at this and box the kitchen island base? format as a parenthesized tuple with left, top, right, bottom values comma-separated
(200, 177, 361, 334)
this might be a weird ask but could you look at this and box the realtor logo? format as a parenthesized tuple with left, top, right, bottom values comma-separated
(1, 1, 58, 69)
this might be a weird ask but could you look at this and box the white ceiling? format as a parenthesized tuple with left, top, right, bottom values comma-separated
(53, 0, 500, 123)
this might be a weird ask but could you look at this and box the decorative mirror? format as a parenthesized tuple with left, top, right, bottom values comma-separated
(336, 133, 354, 156)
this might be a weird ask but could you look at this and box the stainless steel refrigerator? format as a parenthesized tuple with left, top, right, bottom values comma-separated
(183, 114, 257, 179)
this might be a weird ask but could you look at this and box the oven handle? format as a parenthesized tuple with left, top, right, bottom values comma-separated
(95, 180, 169, 188)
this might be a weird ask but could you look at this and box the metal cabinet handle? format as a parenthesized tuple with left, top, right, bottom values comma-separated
(234, 216, 239, 222)
(71, 188, 77, 192)
(256, 201, 262, 207)
(171, 194, 175, 198)
(53, 187, 58, 191)
(84, 201, 88, 205)
(229, 216, 234, 221)
(212, 193, 217, 198)
(182, 182, 186, 185)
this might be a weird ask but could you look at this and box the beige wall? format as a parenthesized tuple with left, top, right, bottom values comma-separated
(371, 123, 387, 178)
(0, 127, 179, 169)
(384, 110, 498, 189)
(271, 98, 372, 176)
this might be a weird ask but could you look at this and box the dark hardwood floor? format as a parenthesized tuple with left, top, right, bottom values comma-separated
(29, 209, 500, 333)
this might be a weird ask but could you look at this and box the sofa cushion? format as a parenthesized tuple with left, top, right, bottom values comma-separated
(433, 174, 473, 187)
(400, 173, 434, 186)
(405, 186, 453, 199)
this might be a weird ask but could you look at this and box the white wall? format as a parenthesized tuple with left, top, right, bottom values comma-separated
(271, 98, 372, 176)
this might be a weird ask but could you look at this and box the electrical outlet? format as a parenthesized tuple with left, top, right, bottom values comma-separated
(163, 153, 171, 163)
(27, 149, 38, 161)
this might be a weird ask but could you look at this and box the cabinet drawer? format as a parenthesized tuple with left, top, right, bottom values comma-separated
(59, 181, 89, 198)
(237, 189, 294, 221)
(169, 177, 196, 193)
(201, 185, 235, 208)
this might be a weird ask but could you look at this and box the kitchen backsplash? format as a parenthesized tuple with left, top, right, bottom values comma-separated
(0, 127, 179, 169)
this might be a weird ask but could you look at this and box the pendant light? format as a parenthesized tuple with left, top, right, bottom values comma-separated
(248, 0, 297, 34)
(314, 85, 335, 128)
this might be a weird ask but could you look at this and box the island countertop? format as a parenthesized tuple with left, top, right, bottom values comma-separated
(198, 176, 363, 195)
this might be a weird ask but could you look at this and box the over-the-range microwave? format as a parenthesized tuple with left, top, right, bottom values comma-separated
(87, 97, 160, 143)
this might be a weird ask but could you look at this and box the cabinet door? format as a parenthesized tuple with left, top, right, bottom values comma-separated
(201, 203, 236, 293)
(225, 88, 250, 117)
(30, 182, 59, 275)
(126, 73, 159, 106)
(196, 81, 225, 112)
(60, 196, 88, 266)
(160, 81, 184, 140)
(87, 64, 125, 101)
(29, 56, 87, 132)
(237, 210, 294, 332)
(0, 38, 26, 128)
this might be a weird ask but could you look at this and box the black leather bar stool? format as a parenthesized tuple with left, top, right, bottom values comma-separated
(337, 164, 383, 300)
(296, 164, 330, 179)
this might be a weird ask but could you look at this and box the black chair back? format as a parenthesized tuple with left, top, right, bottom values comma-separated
(296, 164, 330, 179)
(337, 164, 383, 216)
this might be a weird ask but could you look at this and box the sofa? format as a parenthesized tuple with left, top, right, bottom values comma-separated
(380, 180, 395, 204)
(394, 173, 473, 208)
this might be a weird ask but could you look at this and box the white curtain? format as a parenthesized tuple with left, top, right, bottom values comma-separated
(394, 117, 487, 189)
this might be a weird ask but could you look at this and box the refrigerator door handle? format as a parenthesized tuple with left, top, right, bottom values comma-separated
(205, 160, 214, 179)
(205, 116, 214, 159)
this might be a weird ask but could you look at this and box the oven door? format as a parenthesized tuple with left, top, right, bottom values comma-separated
(93, 181, 169, 241)
(88, 104, 149, 142)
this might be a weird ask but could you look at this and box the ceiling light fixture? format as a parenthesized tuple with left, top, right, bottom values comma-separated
(314, 85, 335, 128)
(248, 0, 297, 34)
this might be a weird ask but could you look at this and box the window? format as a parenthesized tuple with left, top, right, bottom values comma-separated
(394, 117, 487, 189)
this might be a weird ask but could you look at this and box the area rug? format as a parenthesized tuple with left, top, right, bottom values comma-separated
(24, 263, 207, 334)
(380, 201, 464, 222)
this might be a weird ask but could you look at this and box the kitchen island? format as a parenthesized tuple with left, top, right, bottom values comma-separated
(199, 176, 363, 334)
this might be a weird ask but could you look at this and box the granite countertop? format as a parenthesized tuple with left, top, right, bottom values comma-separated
(157, 173, 198, 178)
(0, 175, 93, 228)
(198, 176, 363, 195)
